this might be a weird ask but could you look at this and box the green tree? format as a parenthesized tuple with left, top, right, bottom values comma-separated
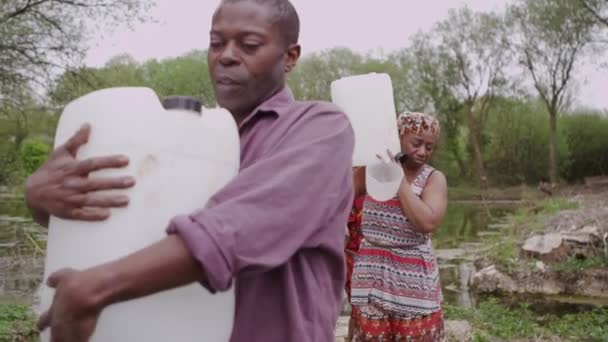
(0, 0, 152, 101)
(580, 0, 608, 28)
(426, 7, 512, 188)
(509, 0, 601, 184)
(142, 50, 214, 105)
(19, 139, 51, 176)
(561, 111, 608, 181)
(288, 48, 365, 101)
(50, 51, 214, 107)
(394, 36, 467, 179)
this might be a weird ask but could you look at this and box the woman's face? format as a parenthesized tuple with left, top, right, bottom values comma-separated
(400, 131, 437, 168)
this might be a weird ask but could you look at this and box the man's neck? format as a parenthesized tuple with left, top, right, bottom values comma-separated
(233, 83, 287, 126)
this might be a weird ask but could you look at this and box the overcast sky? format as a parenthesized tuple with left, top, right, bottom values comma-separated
(84, 0, 608, 110)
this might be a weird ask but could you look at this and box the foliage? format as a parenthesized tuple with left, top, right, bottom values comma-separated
(0, 301, 38, 342)
(0, 2, 607, 190)
(19, 140, 51, 176)
(561, 111, 608, 181)
(0, 0, 153, 102)
(509, 0, 601, 183)
(554, 255, 608, 273)
(445, 297, 608, 340)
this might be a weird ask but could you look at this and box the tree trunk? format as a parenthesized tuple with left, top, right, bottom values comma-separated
(548, 110, 559, 185)
(449, 143, 468, 179)
(470, 131, 488, 189)
(465, 108, 488, 188)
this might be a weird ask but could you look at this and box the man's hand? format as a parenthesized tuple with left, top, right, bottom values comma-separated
(37, 235, 205, 341)
(37, 268, 107, 342)
(25, 124, 135, 226)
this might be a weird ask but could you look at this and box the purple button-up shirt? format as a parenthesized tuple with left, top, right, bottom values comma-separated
(167, 86, 354, 342)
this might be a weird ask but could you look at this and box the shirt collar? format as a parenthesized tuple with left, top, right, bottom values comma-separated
(238, 86, 295, 129)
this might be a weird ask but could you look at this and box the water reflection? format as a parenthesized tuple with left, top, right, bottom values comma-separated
(433, 201, 517, 308)
(433, 201, 516, 249)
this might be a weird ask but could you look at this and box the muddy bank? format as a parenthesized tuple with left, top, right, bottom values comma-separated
(471, 191, 608, 300)
(471, 264, 608, 298)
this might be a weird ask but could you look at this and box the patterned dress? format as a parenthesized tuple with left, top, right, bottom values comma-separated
(350, 164, 444, 341)
(345, 194, 366, 300)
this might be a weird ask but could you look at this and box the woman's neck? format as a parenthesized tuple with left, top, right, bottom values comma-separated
(402, 163, 425, 183)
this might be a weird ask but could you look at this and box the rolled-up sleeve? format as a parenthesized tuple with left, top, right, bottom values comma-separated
(167, 107, 354, 292)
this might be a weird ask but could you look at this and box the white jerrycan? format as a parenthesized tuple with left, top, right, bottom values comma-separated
(39, 87, 239, 342)
(330, 73, 403, 201)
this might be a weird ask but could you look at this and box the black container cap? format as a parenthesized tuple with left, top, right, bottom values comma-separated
(162, 96, 202, 114)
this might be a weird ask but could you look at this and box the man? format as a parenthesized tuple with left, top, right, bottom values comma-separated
(27, 0, 355, 341)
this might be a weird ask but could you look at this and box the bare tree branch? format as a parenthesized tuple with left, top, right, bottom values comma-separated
(0, 0, 151, 100)
(580, 0, 608, 27)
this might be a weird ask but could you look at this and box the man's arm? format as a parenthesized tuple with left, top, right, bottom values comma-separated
(94, 235, 204, 307)
(101, 106, 354, 296)
(38, 106, 354, 337)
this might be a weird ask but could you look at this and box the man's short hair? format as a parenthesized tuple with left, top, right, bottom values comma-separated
(221, 0, 300, 45)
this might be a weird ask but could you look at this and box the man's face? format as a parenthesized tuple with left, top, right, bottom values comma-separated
(208, 1, 299, 118)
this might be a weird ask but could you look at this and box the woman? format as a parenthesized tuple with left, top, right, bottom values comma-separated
(345, 166, 366, 339)
(350, 112, 448, 341)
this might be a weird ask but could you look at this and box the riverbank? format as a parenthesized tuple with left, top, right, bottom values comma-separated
(453, 187, 608, 341)
(1, 185, 607, 341)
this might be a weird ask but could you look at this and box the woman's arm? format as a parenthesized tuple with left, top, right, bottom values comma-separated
(397, 170, 448, 234)
(353, 166, 366, 198)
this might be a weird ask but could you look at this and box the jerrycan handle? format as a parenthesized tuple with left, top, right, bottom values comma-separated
(162, 96, 202, 114)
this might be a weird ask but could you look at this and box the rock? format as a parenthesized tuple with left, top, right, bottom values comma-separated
(522, 233, 569, 262)
(487, 223, 510, 230)
(477, 231, 501, 238)
(334, 316, 350, 341)
(444, 284, 459, 292)
(562, 225, 600, 244)
(569, 268, 608, 298)
(522, 233, 564, 255)
(341, 290, 351, 315)
(444, 320, 473, 342)
(522, 224, 604, 262)
(535, 261, 546, 272)
(471, 264, 608, 298)
(517, 271, 563, 295)
(471, 265, 517, 293)
(0, 215, 32, 223)
(546, 207, 608, 235)
(473, 258, 492, 271)
(435, 248, 469, 261)
(459, 262, 474, 289)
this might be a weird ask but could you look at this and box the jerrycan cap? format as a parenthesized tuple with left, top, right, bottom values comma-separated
(162, 96, 202, 114)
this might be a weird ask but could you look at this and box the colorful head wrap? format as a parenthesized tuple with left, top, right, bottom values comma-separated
(397, 112, 441, 137)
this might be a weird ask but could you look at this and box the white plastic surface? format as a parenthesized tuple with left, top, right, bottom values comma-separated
(330, 73, 401, 167)
(365, 161, 404, 202)
(39, 87, 239, 342)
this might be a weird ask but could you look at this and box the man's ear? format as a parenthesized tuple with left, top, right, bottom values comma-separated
(284, 44, 301, 73)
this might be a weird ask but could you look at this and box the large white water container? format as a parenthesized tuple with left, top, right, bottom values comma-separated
(331, 73, 403, 201)
(39, 87, 239, 342)
(330, 73, 401, 167)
